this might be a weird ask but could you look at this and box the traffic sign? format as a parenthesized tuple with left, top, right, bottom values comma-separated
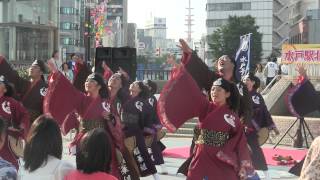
(138, 42, 146, 49)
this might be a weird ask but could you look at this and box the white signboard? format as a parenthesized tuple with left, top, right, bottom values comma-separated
(138, 42, 146, 49)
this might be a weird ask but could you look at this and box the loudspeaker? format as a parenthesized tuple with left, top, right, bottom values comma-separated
(111, 47, 137, 80)
(290, 80, 320, 117)
(95, 47, 112, 74)
(95, 47, 137, 80)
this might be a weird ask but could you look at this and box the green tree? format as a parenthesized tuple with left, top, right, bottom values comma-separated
(209, 15, 263, 69)
(267, 50, 280, 62)
(154, 54, 168, 65)
(137, 55, 148, 65)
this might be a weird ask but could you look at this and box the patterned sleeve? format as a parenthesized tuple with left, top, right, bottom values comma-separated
(44, 72, 86, 126)
(157, 66, 210, 132)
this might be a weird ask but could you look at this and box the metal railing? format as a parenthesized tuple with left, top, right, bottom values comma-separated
(136, 69, 171, 81)
(261, 75, 281, 95)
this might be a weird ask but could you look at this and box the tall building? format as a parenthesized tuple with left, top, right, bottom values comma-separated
(0, 0, 59, 62)
(144, 17, 167, 39)
(206, 0, 273, 58)
(273, 0, 304, 51)
(127, 23, 137, 48)
(185, 0, 194, 43)
(103, 0, 128, 47)
(206, 0, 320, 59)
(137, 17, 178, 57)
(289, 9, 320, 44)
(144, 17, 168, 56)
(59, 0, 85, 61)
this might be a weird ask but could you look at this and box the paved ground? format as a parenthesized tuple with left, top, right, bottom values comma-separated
(62, 135, 300, 180)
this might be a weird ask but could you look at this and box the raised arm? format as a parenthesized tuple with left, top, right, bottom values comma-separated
(0, 56, 29, 96)
(178, 39, 218, 92)
(44, 72, 86, 125)
(158, 65, 210, 132)
(295, 64, 308, 83)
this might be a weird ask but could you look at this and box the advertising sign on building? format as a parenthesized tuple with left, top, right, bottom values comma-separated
(282, 44, 320, 64)
(138, 42, 146, 49)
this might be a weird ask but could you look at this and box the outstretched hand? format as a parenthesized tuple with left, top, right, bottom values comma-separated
(295, 64, 307, 77)
(177, 39, 192, 54)
(118, 67, 129, 79)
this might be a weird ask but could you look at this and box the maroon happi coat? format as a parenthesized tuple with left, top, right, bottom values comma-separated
(158, 64, 252, 180)
(44, 72, 127, 179)
(0, 96, 29, 168)
(73, 62, 91, 93)
(0, 56, 47, 123)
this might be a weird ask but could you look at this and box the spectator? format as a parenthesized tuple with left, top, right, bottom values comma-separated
(64, 128, 118, 180)
(47, 50, 63, 73)
(18, 115, 74, 180)
(254, 63, 265, 91)
(68, 54, 78, 71)
(0, 117, 17, 180)
(0, 75, 29, 168)
(263, 58, 279, 86)
(280, 63, 288, 75)
(61, 62, 74, 83)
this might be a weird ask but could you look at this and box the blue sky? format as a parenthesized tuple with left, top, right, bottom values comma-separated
(128, 0, 207, 41)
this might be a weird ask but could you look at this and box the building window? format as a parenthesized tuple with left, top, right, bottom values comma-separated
(60, 22, 80, 30)
(61, 22, 71, 30)
(61, 37, 77, 45)
(206, 19, 228, 27)
(60, 7, 79, 15)
(206, 2, 251, 11)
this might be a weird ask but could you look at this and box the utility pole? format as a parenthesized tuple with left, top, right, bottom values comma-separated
(185, 0, 194, 44)
(84, 0, 97, 63)
(84, 6, 91, 63)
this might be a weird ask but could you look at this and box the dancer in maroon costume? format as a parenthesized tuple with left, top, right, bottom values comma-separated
(243, 73, 279, 180)
(0, 75, 29, 168)
(120, 81, 159, 179)
(0, 57, 47, 123)
(44, 72, 136, 180)
(158, 53, 254, 179)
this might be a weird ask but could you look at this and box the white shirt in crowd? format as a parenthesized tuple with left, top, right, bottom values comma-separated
(281, 64, 288, 75)
(255, 71, 265, 86)
(264, 62, 279, 78)
(18, 155, 74, 180)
